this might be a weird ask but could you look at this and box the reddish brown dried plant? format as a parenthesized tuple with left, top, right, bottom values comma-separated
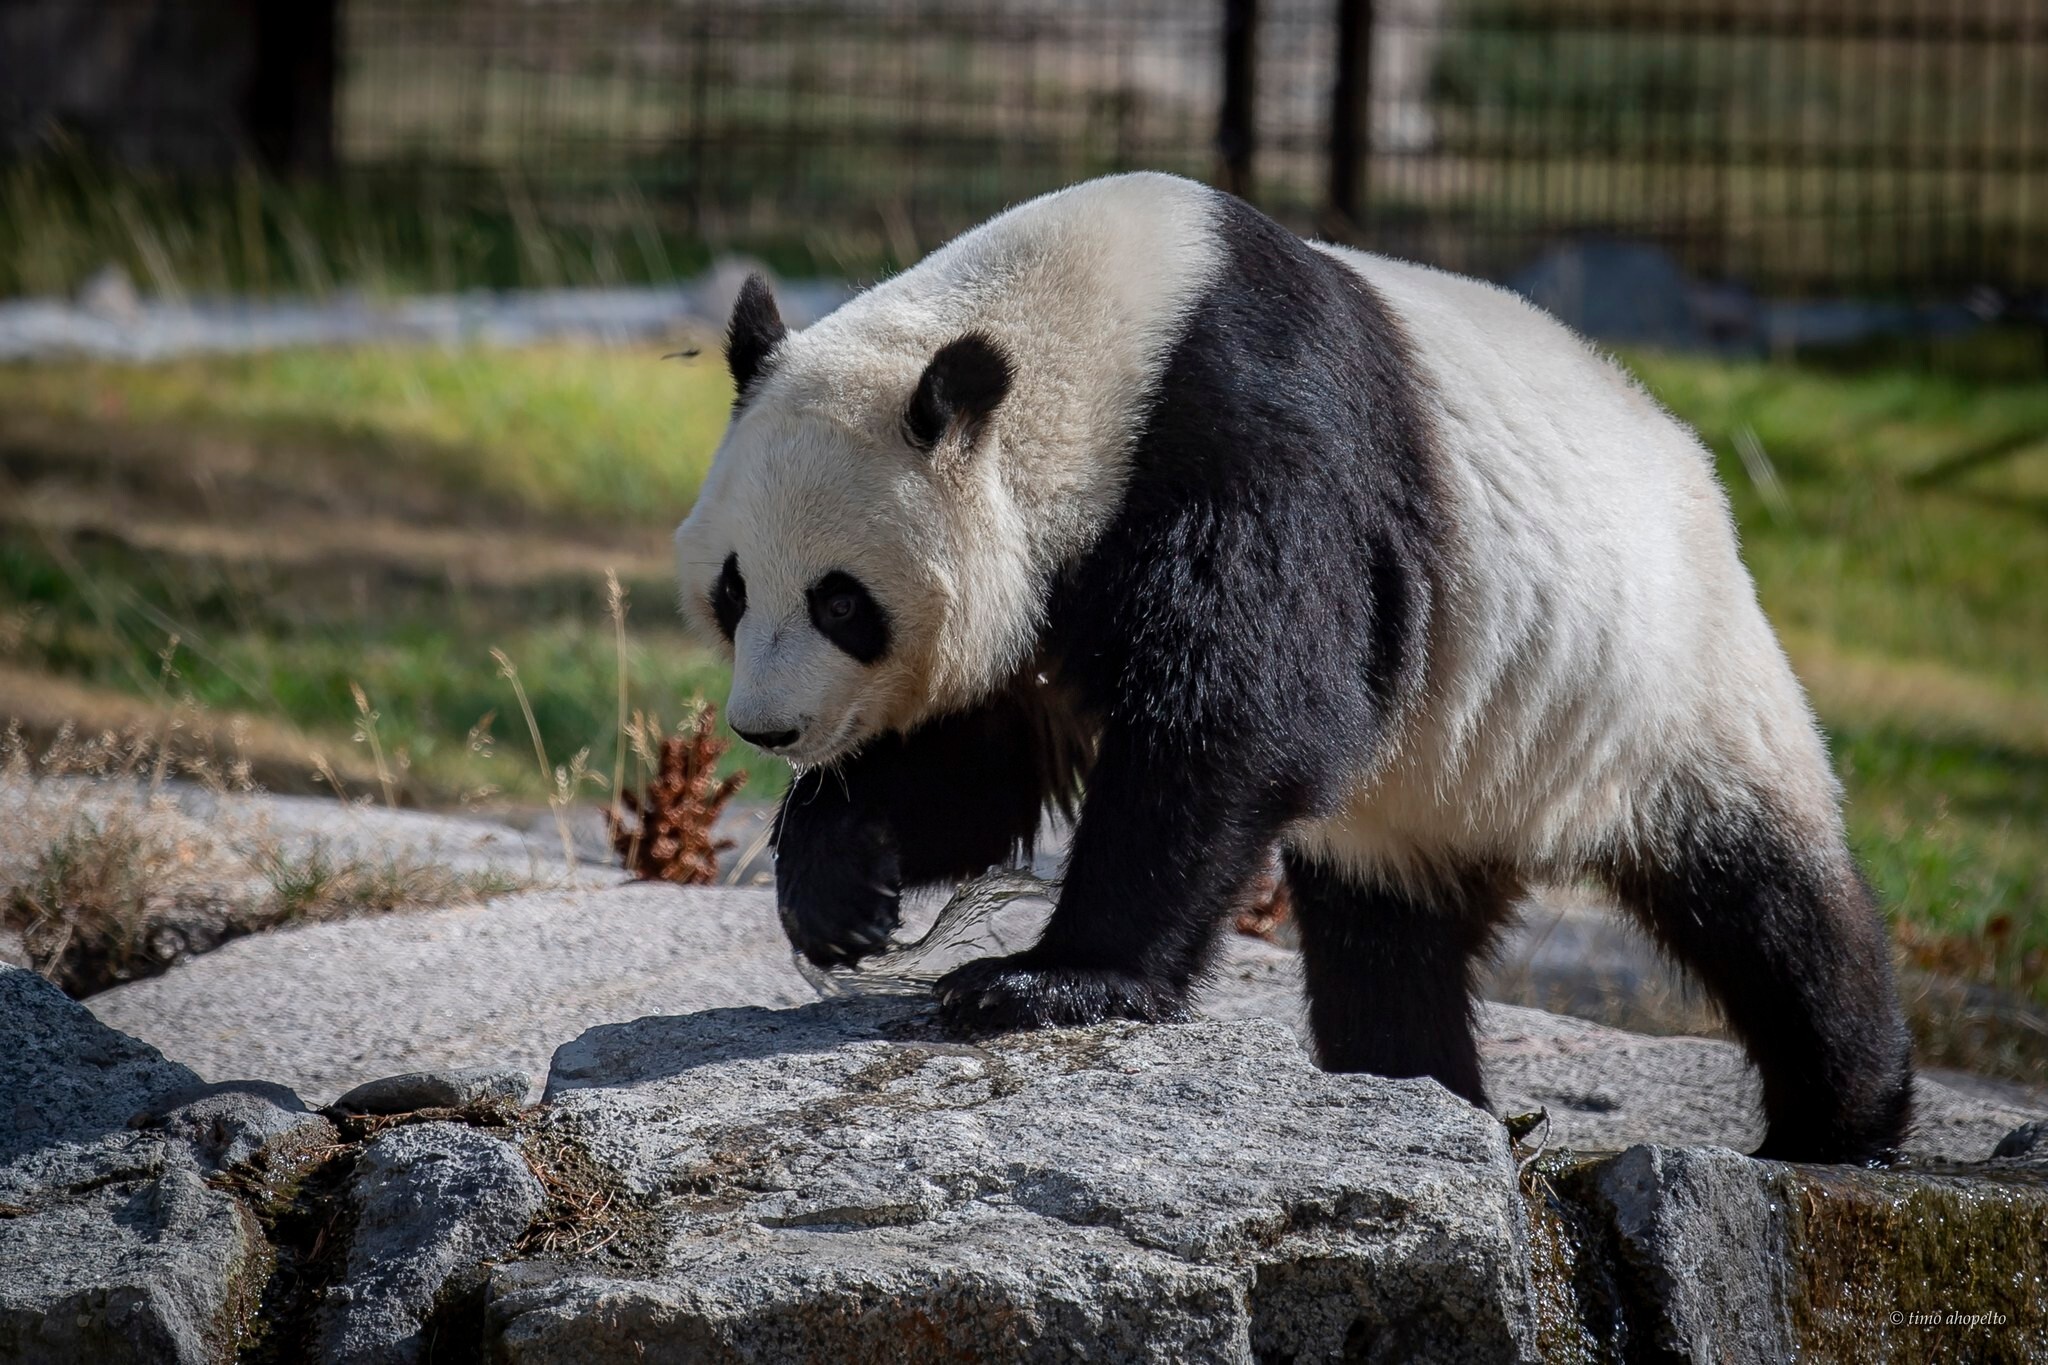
(607, 705, 747, 884)
(1233, 852, 1294, 942)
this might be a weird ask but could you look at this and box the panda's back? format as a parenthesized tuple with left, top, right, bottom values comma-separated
(1296, 245, 1835, 871)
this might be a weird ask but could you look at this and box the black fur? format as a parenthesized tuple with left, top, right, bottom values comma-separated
(1284, 855, 1519, 1108)
(905, 332, 1014, 451)
(1601, 796, 1913, 1164)
(710, 552, 745, 643)
(725, 274, 786, 401)
(807, 571, 891, 664)
(772, 681, 1086, 968)
(936, 193, 1446, 1030)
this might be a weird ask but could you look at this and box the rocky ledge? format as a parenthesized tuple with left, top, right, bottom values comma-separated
(5, 959, 2046, 1365)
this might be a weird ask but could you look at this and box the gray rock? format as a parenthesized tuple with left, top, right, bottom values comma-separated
(90, 882, 821, 1102)
(0, 966, 279, 1363)
(336, 1067, 533, 1115)
(92, 877, 2037, 1160)
(319, 1122, 545, 1365)
(498, 998, 1542, 1363)
(2, 965, 200, 1167)
(1582, 1145, 1795, 1362)
(1547, 1143, 2048, 1361)
(133, 1078, 336, 1172)
(161, 784, 591, 884)
(1510, 241, 1715, 350)
(0, 1143, 266, 1365)
(1483, 1002, 2034, 1163)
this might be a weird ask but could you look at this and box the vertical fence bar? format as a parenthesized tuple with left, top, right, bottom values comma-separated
(249, 0, 340, 175)
(1328, 0, 1372, 235)
(1217, 0, 1258, 198)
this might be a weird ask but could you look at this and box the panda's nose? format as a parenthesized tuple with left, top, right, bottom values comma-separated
(734, 726, 800, 752)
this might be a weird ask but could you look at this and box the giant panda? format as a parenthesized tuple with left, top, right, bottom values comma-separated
(674, 172, 1912, 1164)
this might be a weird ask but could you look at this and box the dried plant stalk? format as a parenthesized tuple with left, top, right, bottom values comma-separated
(1234, 851, 1294, 942)
(606, 703, 746, 885)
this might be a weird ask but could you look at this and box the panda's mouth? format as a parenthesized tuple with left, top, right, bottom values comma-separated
(787, 708, 866, 769)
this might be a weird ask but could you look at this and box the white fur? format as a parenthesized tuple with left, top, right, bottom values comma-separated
(677, 173, 1220, 758)
(1295, 246, 1841, 883)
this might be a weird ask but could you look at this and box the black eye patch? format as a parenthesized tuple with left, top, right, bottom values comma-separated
(807, 571, 890, 664)
(710, 552, 746, 642)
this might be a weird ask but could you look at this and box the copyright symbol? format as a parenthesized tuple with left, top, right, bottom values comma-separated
(1889, 1311, 1905, 1326)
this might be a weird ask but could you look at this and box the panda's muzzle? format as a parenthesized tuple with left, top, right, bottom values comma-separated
(734, 726, 800, 752)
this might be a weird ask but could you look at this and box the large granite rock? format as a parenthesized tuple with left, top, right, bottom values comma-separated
(0, 965, 326, 1364)
(497, 997, 1542, 1364)
(486, 999, 2048, 1363)
(13, 952, 2048, 1362)
(90, 882, 819, 1103)
(21, 791, 2042, 1359)
(92, 883, 2038, 1162)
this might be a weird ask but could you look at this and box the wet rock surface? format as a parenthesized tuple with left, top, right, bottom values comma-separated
(1533, 1144, 2048, 1363)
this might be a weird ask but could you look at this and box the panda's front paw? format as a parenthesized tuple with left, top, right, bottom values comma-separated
(774, 813, 902, 969)
(935, 954, 1189, 1032)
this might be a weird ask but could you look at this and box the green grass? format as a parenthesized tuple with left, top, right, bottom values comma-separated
(1623, 351, 2048, 997)
(0, 345, 733, 526)
(0, 344, 782, 806)
(1, 342, 2044, 1008)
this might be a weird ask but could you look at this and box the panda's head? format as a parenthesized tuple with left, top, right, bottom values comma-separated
(674, 276, 1033, 767)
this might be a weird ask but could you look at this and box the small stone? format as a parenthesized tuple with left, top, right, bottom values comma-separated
(1993, 1118, 2048, 1162)
(335, 1067, 531, 1115)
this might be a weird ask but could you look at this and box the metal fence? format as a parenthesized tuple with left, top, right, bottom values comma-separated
(9, 0, 2048, 301)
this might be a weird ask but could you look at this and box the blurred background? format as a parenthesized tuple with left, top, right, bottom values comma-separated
(0, 2, 2043, 1061)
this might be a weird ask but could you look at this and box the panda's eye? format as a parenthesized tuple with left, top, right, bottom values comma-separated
(710, 553, 745, 642)
(807, 571, 890, 664)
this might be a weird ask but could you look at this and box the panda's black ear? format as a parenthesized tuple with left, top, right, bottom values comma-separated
(726, 274, 786, 401)
(904, 332, 1013, 455)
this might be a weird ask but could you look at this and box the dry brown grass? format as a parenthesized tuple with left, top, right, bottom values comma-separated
(0, 723, 533, 996)
(512, 1120, 661, 1268)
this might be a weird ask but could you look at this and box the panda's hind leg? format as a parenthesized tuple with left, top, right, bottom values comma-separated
(1283, 851, 1519, 1108)
(1600, 795, 1913, 1164)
